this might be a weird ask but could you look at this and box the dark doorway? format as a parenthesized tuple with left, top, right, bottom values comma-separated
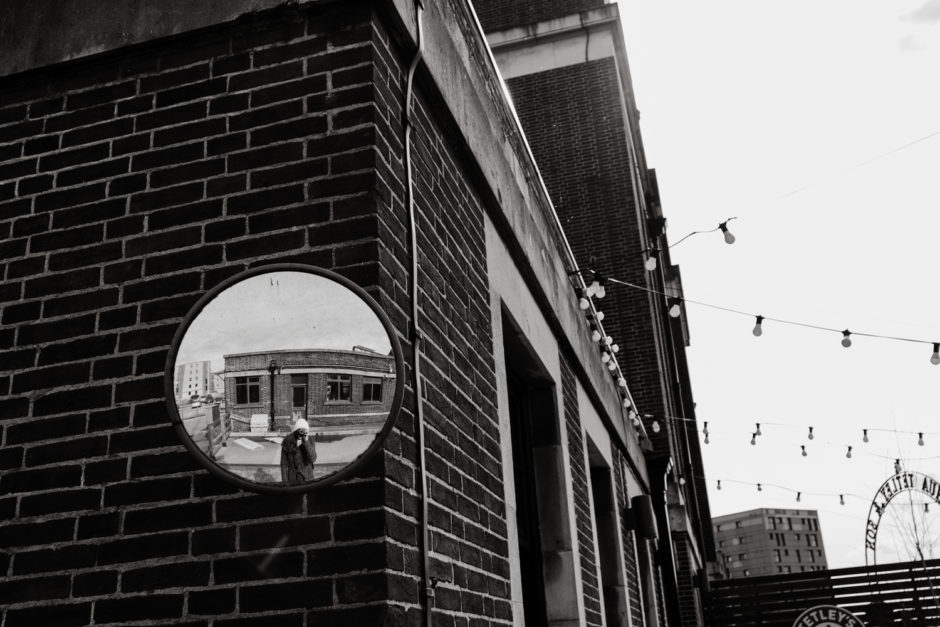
(507, 365, 548, 626)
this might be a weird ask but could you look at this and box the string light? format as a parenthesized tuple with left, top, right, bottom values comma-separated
(622, 397, 632, 409)
(807, 426, 814, 440)
(757, 483, 762, 492)
(611, 344, 619, 353)
(755, 422, 762, 436)
(652, 420, 661, 433)
(589, 272, 607, 299)
(796, 491, 801, 502)
(801, 445, 807, 457)
(918, 432, 925, 446)
(577, 289, 590, 310)
(604, 335, 613, 346)
(895, 459, 902, 473)
(750, 433, 757, 446)
(605, 277, 940, 366)
(703, 421, 710, 444)
(591, 325, 602, 343)
(617, 377, 627, 388)
(719, 220, 736, 244)
(846, 446, 852, 459)
(669, 217, 737, 248)
(596, 311, 605, 322)
(932, 342, 940, 365)
(863, 429, 869, 443)
(840, 494, 845, 506)
(752, 315, 764, 337)
(678, 475, 686, 486)
(644, 248, 658, 272)
(601, 352, 611, 363)
(668, 297, 682, 318)
(607, 361, 617, 371)
(717, 480, 722, 490)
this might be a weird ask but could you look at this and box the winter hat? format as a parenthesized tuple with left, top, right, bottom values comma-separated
(293, 418, 310, 432)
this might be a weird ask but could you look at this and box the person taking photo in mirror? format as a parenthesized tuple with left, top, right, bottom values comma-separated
(280, 417, 317, 484)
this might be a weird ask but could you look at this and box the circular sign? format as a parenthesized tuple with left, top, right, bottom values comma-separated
(164, 264, 404, 493)
(793, 605, 864, 627)
(864, 470, 940, 565)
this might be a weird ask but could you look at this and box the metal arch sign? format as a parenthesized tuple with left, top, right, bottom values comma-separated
(864, 470, 940, 565)
(793, 605, 865, 627)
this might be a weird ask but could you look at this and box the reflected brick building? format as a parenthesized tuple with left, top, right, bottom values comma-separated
(222, 347, 395, 430)
(713, 508, 828, 578)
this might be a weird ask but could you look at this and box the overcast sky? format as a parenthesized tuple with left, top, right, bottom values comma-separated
(618, 0, 940, 568)
(175, 271, 392, 373)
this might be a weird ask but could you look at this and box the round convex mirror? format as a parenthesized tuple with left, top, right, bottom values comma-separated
(165, 264, 403, 493)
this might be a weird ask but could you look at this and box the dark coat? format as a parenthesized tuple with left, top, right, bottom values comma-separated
(280, 431, 317, 484)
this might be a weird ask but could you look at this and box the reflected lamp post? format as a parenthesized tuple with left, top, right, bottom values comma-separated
(267, 359, 279, 431)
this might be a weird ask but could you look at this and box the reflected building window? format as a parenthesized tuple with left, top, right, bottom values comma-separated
(327, 374, 351, 402)
(362, 377, 383, 403)
(235, 376, 260, 404)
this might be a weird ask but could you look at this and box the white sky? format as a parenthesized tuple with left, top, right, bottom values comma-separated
(175, 271, 392, 373)
(618, 0, 940, 568)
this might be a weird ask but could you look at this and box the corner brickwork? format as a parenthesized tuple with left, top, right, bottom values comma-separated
(0, 3, 411, 625)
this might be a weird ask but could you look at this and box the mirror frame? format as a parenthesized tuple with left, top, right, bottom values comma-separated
(163, 263, 405, 494)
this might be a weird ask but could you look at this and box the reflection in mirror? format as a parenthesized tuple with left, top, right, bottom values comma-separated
(172, 270, 397, 486)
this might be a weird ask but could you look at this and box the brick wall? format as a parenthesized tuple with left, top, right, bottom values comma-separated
(614, 456, 645, 626)
(674, 532, 705, 627)
(0, 3, 416, 624)
(561, 354, 603, 625)
(374, 11, 514, 617)
(505, 59, 672, 439)
(472, 0, 605, 32)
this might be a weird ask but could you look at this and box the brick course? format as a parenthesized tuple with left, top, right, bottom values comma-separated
(0, 1, 521, 624)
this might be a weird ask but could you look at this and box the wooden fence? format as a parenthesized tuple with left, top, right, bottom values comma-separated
(705, 558, 940, 626)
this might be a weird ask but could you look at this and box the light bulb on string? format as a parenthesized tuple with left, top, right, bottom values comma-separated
(704, 432, 710, 444)
(575, 287, 590, 310)
(841, 330, 852, 348)
(752, 315, 764, 337)
(717, 480, 722, 490)
(796, 492, 801, 503)
(846, 446, 853, 459)
(757, 483, 762, 492)
(611, 344, 619, 353)
(703, 421, 710, 444)
(617, 377, 626, 388)
(918, 432, 925, 446)
(895, 459, 902, 474)
(755, 422, 762, 437)
(719, 220, 736, 244)
(839, 494, 845, 506)
(862, 429, 869, 444)
(750, 433, 757, 446)
(596, 311, 605, 322)
(622, 396, 632, 409)
(668, 297, 682, 318)
(601, 352, 610, 363)
(926, 503, 930, 513)
(652, 420, 661, 433)
(678, 475, 686, 486)
(588, 271, 606, 300)
(801, 445, 807, 457)
(807, 426, 814, 440)
(604, 335, 613, 346)
(607, 361, 617, 371)
(931, 343, 940, 365)
(591, 325, 602, 343)
(644, 248, 658, 272)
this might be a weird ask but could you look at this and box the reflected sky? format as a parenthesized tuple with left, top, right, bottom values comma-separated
(176, 271, 392, 372)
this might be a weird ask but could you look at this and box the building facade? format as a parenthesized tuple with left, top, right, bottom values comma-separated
(222, 347, 395, 429)
(175, 359, 212, 400)
(476, 1, 717, 624)
(0, 0, 710, 625)
(713, 508, 829, 578)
